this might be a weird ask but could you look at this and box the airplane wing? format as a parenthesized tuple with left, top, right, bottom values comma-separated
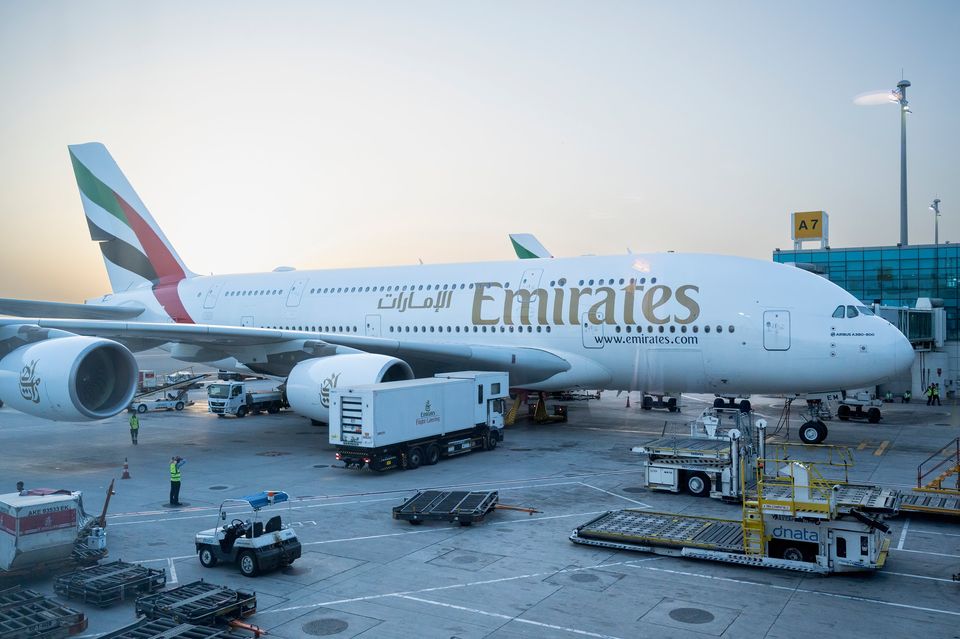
(0, 298, 144, 320)
(0, 318, 609, 388)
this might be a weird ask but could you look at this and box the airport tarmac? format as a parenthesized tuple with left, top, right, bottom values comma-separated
(3, 388, 960, 638)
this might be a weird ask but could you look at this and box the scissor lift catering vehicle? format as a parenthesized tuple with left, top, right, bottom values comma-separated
(572, 460, 892, 574)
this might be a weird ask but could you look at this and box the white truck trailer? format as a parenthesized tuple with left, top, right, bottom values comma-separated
(207, 381, 286, 418)
(330, 371, 509, 471)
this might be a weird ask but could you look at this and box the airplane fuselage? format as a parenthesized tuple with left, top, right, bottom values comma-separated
(93, 252, 913, 394)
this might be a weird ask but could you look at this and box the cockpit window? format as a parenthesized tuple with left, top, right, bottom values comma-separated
(857, 306, 875, 316)
(832, 305, 845, 318)
(846, 305, 859, 318)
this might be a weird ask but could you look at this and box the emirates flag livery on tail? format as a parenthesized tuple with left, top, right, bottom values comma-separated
(0, 143, 914, 436)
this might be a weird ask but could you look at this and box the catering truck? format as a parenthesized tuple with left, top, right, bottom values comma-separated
(330, 371, 509, 471)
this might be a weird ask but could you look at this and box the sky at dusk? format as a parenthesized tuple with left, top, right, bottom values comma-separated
(1, 1, 957, 302)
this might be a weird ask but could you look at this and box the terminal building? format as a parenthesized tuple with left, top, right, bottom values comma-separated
(773, 212, 955, 399)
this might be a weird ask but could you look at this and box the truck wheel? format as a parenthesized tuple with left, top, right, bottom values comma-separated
(267, 405, 280, 414)
(641, 396, 653, 410)
(487, 432, 498, 450)
(713, 397, 725, 409)
(782, 546, 804, 562)
(406, 447, 422, 470)
(837, 405, 851, 421)
(738, 400, 751, 413)
(667, 397, 678, 412)
(137, 404, 147, 414)
(425, 444, 440, 465)
(238, 551, 259, 577)
(799, 420, 826, 445)
(867, 407, 882, 424)
(175, 402, 185, 411)
(236, 406, 247, 418)
(199, 546, 218, 567)
(685, 472, 710, 497)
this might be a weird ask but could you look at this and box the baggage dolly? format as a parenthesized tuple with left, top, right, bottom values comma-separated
(0, 585, 88, 639)
(54, 560, 166, 607)
(135, 580, 256, 626)
(393, 490, 500, 525)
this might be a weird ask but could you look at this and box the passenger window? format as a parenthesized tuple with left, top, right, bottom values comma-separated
(832, 306, 845, 318)
(837, 537, 846, 558)
(846, 305, 859, 318)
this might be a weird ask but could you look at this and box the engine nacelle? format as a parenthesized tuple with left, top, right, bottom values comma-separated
(0, 336, 138, 421)
(286, 354, 414, 423)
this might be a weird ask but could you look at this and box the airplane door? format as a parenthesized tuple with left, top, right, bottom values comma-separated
(203, 283, 222, 309)
(581, 311, 605, 349)
(763, 310, 790, 351)
(286, 279, 306, 307)
(513, 268, 544, 322)
(365, 314, 381, 337)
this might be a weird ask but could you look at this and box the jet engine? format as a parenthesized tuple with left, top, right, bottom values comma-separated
(0, 336, 138, 421)
(286, 353, 414, 423)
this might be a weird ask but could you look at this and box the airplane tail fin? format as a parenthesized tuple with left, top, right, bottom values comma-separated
(68, 142, 196, 293)
(509, 233, 553, 259)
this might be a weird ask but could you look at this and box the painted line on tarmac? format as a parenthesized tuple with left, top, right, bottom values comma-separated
(578, 483, 650, 507)
(396, 594, 627, 639)
(874, 441, 890, 456)
(260, 557, 662, 615)
(897, 517, 911, 550)
(857, 441, 869, 451)
(891, 548, 960, 559)
(884, 571, 956, 583)
(106, 472, 643, 520)
(109, 497, 401, 526)
(908, 527, 960, 538)
(634, 565, 960, 617)
(167, 558, 178, 584)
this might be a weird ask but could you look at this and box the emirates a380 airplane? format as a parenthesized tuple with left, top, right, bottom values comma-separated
(0, 143, 913, 443)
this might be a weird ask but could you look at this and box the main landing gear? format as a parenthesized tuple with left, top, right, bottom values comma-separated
(713, 396, 752, 413)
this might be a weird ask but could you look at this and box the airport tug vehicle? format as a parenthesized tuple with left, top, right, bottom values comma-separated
(195, 491, 301, 577)
(572, 459, 892, 574)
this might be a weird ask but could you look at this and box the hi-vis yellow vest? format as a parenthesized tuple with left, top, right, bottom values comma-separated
(170, 462, 181, 481)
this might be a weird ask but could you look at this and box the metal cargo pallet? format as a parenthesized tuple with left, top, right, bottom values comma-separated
(0, 586, 87, 639)
(54, 560, 167, 607)
(135, 580, 256, 626)
(393, 490, 499, 525)
(754, 483, 902, 515)
(572, 509, 744, 552)
(900, 490, 960, 516)
(101, 618, 231, 639)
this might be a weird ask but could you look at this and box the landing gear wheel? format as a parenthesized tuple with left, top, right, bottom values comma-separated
(137, 404, 147, 414)
(799, 420, 827, 445)
(199, 546, 218, 567)
(738, 400, 751, 413)
(238, 551, 259, 577)
(236, 406, 247, 418)
(175, 401, 185, 411)
(782, 546, 804, 562)
(867, 407, 882, 424)
(406, 447, 423, 470)
(685, 472, 710, 497)
(425, 444, 440, 465)
(641, 396, 653, 410)
(837, 405, 851, 421)
(713, 397, 725, 409)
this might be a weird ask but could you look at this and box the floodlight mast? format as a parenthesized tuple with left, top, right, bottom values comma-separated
(896, 79, 911, 246)
(931, 198, 941, 247)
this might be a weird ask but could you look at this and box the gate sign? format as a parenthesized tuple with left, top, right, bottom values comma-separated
(792, 211, 826, 240)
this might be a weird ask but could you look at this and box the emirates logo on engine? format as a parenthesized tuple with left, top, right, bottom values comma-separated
(19, 360, 41, 403)
(319, 372, 341, 408)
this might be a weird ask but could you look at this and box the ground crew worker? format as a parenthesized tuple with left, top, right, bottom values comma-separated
(129, 413, 139, 444)
(934, 383, 942, 406)
(903, 389, 912, 403)
(926, 384, 934, 405)
(16, 481, 24, 494)
(169, 456, 186, 506)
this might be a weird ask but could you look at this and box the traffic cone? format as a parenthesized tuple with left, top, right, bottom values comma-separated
(121, 458, 131, 480)
(625, 395, 631, 408)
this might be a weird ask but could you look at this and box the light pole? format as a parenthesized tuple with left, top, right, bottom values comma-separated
(894, 80, 911, 246)
(931, 198, 941, 246)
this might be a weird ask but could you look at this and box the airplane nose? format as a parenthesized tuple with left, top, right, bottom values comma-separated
(892, 329, 915, 377)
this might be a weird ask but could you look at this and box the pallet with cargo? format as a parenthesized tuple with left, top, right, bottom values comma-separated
(100, 618, 231, 639)
(54, 560, 166, 607)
